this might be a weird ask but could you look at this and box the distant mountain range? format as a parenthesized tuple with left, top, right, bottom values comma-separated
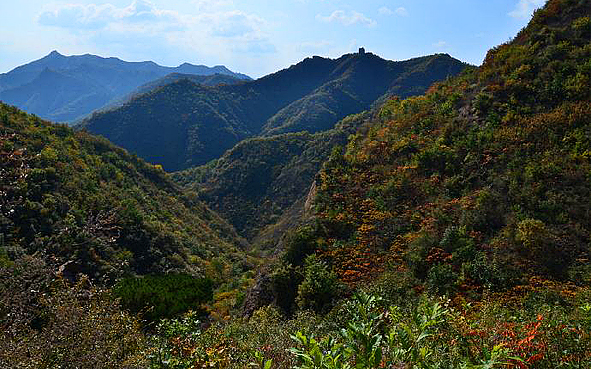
(0, 51, 251, 123)
(81, 52, 469, 171)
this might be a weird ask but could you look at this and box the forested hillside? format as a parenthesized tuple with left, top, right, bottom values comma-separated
(96, 72, 246, 115)
(261, 53, 465, 136)
(305, 0, 590, 289)
(81, 53, 467, 171)
(172, 112, 368, 241)
(0, 102, 248, 281)
(0, 101, 263, 367)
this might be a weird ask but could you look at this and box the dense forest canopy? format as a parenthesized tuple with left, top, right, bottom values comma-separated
(0, 102, 250, 281)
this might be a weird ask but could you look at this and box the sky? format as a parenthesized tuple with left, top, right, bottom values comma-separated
(0, 0, 546, 78)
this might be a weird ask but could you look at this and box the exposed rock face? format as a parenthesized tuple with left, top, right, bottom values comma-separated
(304, 180, 317, 216)
(241, 271, 274, 317)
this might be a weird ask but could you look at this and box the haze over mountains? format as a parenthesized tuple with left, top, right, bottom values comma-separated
(81, 51, 468, 171)
(0, 51, 251, 123)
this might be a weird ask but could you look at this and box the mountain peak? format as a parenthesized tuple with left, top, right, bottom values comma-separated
(47, 50, 63, 58)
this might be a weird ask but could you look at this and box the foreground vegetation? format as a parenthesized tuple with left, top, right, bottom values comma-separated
(148, 286, 591, 369)
(2, 256, 589, 368)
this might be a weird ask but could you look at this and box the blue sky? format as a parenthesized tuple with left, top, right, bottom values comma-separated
(0, 0, 545, 78)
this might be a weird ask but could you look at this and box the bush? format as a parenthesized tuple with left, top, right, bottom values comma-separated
(0, 256, 146, 369)
(113, 274, 213, 324)
(271, 263, 303, 315)
(283, 225, 319, 267)
(296, 255, 343, 313)
(516, 218, 567, 276)
(426, 264, 457, 295)
(439, 226, 476, 265)
(462, 252, 520, 291)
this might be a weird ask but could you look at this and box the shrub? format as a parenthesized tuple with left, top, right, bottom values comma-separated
(271, 263, 303, 315)
(516, 218, 567, 276)
(0, 256, 146, 369)
(439, 226, 476, 265)
(296, 255, 343, 313)
(426, 263, 458, 296)
(113, 274, 213, 324)
(462, 252, 520, 291)
(283, 225, 319, 267)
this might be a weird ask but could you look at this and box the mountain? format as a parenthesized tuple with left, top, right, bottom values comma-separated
(0, 102, 249, 283)
(279, 0, 590, 293)
(2, 1, 590, 367)
(80, 52, 468, 171)
(0, 67, 111, 124)
(0, 51, 251, 123)
(171, 112, 367, 241)
(93, 73, 247, 116)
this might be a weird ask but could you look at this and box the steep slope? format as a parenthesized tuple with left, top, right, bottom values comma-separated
(303, 0, 590, 292)
(0, 51, 250, 122)
(0, 102, 248, 283)
(261, 53, 464, 136)
(235, 0, 590, 319)
(82, 52, 468, 171)
(171, 112, 367, 241)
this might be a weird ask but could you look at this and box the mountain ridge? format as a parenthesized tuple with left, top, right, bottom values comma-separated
(88, 72, 247, 118)
(0, 51, 251, 123)
(81, 51, 468, 171)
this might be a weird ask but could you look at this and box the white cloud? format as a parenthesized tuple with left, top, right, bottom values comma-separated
(37, 1, 269, 41)
(36, 0, 276, 64)
(317, 10, 376, 27)
(378, 6, 407, 17)
(378, 7, 394, 16)
(38, 0, 181, 29)
(38, 3, 121, 29)
(508, 0, 545, 19)
(433, 41, 447, 48)
(395, 7, 409, 17)
(207, 10, 265, 37)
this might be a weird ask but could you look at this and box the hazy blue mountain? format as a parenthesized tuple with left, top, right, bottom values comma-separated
(0, 51, 251, 123)
(81, 51, 468, 171)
